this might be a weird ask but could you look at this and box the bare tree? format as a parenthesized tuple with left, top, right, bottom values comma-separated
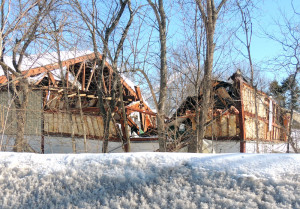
(47, 12, 79, 153)
(235, 0, 260, 152)
(265, 7, 300, 153)
(191, 0, 228, 153)
(146, 0, 168, 152)
(168, 2, 206, 151)
(0, 0, 59, 152)
(72, 0, 137, 153)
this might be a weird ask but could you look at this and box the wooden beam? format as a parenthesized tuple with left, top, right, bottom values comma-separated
(71, 62, 84, 88)
(66, 64, 69, 88)
(0, 53, 98, 84)
(34, 73, 47, 85)
(120, 78, 137, 99)
(134, 86, 143, 102)
(82, 61, 86, 91)
(125, 106, 157, 116)
(48, 72, 57, 87)
(86, 61, 97, 91)
(102, 73, 107, 94)
(127, 116, 140, 131)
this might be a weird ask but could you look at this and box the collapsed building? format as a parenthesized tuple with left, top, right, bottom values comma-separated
(168, 70, 294, 153)
(0, 51, 158, 153)
(0, 51, 297, 153)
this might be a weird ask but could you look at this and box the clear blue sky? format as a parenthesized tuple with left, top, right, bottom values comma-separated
(250, 0, 299, 78)
(166, 0, 299, 83)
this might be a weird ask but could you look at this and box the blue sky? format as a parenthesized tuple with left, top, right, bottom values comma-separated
(164, 0, 299, 83)
(250, 0, 299, 71)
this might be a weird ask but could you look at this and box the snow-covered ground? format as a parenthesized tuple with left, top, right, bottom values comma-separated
(0, 153, 300, 208)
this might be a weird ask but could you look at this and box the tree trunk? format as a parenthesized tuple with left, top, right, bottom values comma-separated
(77, 88, 87, 152)
(191, 15, 215, 152)
(119, 81, 131, 152)
(192, 0, 227, 152)
(102, 113, 112, 153)
(146, 0, 168, 152)
(14, 106, 26, 152)
(287, 65, 299, 153)
(13, 79, 35, 152)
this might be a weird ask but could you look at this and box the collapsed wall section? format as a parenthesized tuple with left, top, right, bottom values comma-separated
(242, 83, 288, 142)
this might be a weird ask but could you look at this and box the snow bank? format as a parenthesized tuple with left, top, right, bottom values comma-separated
(0, 152, 300, 208)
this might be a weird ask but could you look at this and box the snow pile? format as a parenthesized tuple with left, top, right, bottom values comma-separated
(0, 152, 300, 208)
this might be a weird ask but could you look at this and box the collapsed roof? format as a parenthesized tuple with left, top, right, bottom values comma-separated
(0, 51, 157, 147)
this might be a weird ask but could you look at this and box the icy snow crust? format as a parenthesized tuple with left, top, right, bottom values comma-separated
(0, 153, 300, 209)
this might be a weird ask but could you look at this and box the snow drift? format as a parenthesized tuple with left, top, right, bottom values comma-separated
(0, 152, 300, 208)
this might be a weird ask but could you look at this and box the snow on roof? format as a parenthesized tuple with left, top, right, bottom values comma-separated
(121, 73, 152, 109)
(0, 51, 150, 107)
(121, 74, 136, 92)
(0, 50, 93, 76)
(0, 152, 299, 208)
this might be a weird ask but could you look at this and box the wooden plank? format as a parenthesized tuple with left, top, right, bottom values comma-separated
(134, 86, 143, 101)
(259, 122, 264, 140)
(44, 113, 49, 133)
(82, 115, 90, 136)
(58, 113, 62, 133)
(48, 72, 57, 87)
(109, 120, 117, 137)
(221, 116, 227, 137)
(49, 113, 54, 133)
(58, 100, 65, 110)
(125, 106, 156, 116)
(71, 115, 78, 135)
(53, 114, 58, 133)
(75, 115, 83, 135)
(212, 120, 218, 137)
(61, 113, 68, 134)
(96, 116, 104, 138)
(66, 113, 71, 134)
(91, 116, 100, 137)
(205, 123, 212, 137)
(228, 115, 236, 136)
(86, 116, 95, 137)
(34, 73, 47, 85)
(61, 113, 66, 134)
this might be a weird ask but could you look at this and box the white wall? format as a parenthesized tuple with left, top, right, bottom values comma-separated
(0, 136, 159, 153)
(43, 137, 159, 153)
